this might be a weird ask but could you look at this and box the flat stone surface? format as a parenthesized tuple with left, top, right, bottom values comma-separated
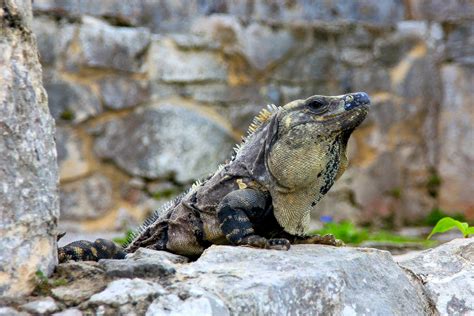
(98, 75, 150, 110)
(76, 16, 150, 72)
(438, 65, 474, 214)
(126, 248, 189, 264)
(44, 78, 101, 124)
(60, 174, 113, 220)
(100, 258, 176, 279)
(21, 297, 59, 315)
(445, 23, 474, 65)
(176, 245, 431, 315)
(56, 127, 90, 182)
(88, 278, 166, 306)
(0, 0, 59, 297)
(94, 102, 235, 183)
(398, 238, 474, 315)
(148, 39, 227, 83)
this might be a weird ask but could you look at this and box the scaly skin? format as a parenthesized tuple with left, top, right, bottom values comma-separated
(59, 92, 370, 262)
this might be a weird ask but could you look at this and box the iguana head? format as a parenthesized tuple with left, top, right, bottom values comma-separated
(264, 92, 370, 234)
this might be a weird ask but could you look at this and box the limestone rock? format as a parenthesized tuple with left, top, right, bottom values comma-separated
(60, 174, 113, 220)
(438, 65, 474, 215)
(176, 245, 431, 315)
(148, 39, 227, 83)
(56, 127, 90, 182)
(52, 309, 83, 316)
(194, 16, 297, 70)
(146, 290, 229, 316)
(0, 307, 29, 316)
(445, 23, 474, 65)
(76, 16, 150, 72)
(398, 238, 474, 315)
(31, 16, 75, 66)
(94, 102, 235, 183)
(98, 75, 150, 110)
(88, 278, 166, 306)
(21, 297, 59, 315)
(0, 0, 59, 297)
(408, 0, 474, 22)
(126, 248, 189, 264)
(100, 257, 176, 279)
(45, 78, 101, 124)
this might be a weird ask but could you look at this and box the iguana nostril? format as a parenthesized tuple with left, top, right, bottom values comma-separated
(344, 92, 370, 110)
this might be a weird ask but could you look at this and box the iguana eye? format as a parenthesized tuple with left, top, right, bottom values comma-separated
(306, 99, 328, 114)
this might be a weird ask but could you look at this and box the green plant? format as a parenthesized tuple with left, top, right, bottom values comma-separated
(312, 221, 433, 246)
(112, 229, 134, 245)
(424, 207, 466, 226)
(427, 217, 474, 239)
(60, 109, 75, 121)
(33, 270, 68, 296)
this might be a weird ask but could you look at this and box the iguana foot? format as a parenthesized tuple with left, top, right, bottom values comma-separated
(58, 238, 126, 263)
(294, 234, 344, 247)
(240, 236, 290, 251)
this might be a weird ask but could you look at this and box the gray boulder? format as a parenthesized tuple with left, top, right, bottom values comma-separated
(175, 245, 432, 315)
(399, 238, 474, 315)
(0, 0, 59, 297)
(94, 102, 235, 183)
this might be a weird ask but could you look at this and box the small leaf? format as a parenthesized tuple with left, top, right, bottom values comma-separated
(427, 217, 469, 239)
(466, 226, 474, 237)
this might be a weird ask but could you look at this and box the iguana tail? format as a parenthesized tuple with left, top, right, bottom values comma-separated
(58, 238, 126, 263)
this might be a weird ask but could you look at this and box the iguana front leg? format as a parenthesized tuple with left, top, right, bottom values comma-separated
(217, 189, 290, 250)
(292, 234, 344, 246)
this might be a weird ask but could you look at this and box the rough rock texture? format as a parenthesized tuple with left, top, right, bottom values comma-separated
(399, 238, 474, 315)
(0, 0, 59, 297)
(438, 65, 474, 216)
(94, 102, 235, 183)
(176, 245, 431, 315)
(28, 0, 474, 227)
(7, 241, 474, 315)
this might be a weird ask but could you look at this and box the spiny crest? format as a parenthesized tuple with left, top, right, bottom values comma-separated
(122, 192, 186, 248)
(231, 104, 279, 157)
(246, 104, 279, 136)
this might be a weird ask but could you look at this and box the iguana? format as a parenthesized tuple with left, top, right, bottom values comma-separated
(58, 92, 370, 262)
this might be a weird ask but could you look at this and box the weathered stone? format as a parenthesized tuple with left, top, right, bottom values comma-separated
(94, 102, 235, 183)
(399, 238, 474, 315)
(445, 23, 474, 65)
(148, 39, 227, 83)
(194, 17, 296, 70)
(374, 33, 423, 67)
(52, 262, 108, 305)
(126, 248, 189, 264)
(56, 127, 90, 181)
(60, 174, 113, 220)
(88, 278, 166, 306)
(0, 307, 29, 316)
(45, 78, 101, 124)
(31, 16, 75, 65)
(246, 0, 405, 25)
(176, 245, 431, 315)
(100, 258, 176, 279)
(0, 0, 59, 297)
(438, 65, 474, 216)
(146, 290, 229, 316)
(181, 83, 260, 104)
(33, 0, 147, 26)
(21, 297, 59, 315)
(169, 33, 219, 50)
(98, 75, 150, 110)
(272, 47, 337, 83)
(408, 0, 474, 22)
(76, 16, 150, 72)
(52, 309, 83, 316)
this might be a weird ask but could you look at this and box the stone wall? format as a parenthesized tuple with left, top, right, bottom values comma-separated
(31, 0, 474, 232)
